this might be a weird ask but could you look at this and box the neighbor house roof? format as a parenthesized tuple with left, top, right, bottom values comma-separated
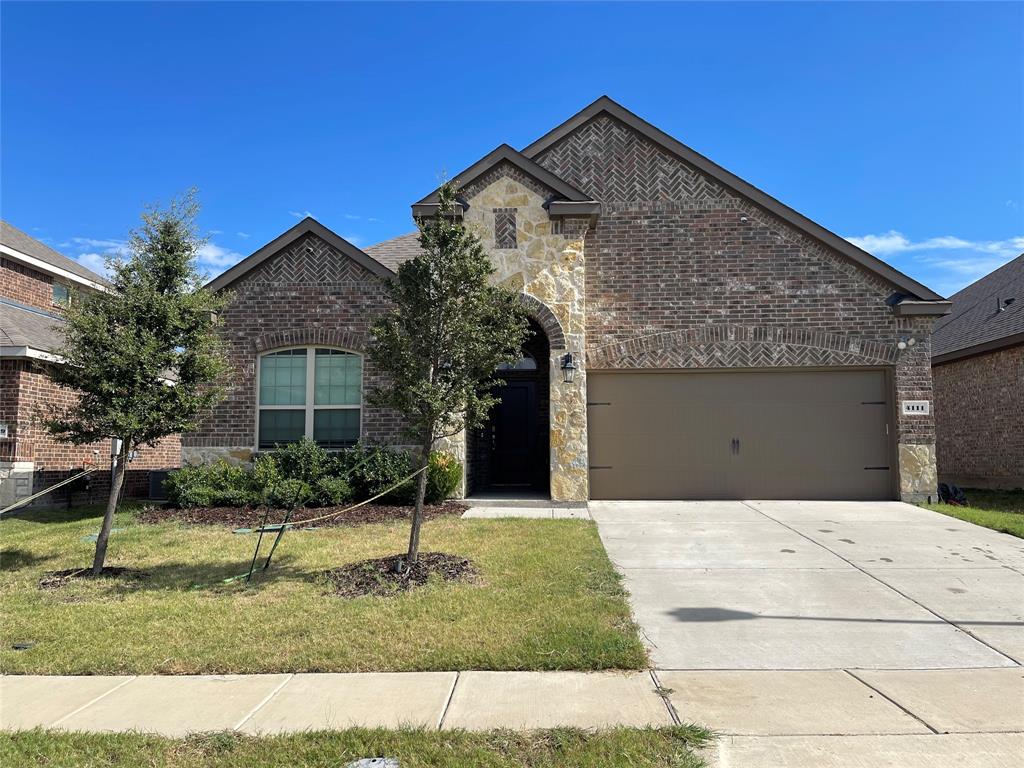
(206, 217, 395, 292)
(521, 96, 948, 305)
(932, 254, 1024, 364)
(0, 220, 108, 290)
(0, 298, 66, 360)
(363, 232, 421, 272)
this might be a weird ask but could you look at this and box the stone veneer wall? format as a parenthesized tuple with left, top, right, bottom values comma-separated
(451, 167, 591, 502)
(933, 345, 1024, 490)
(534, 113, 942, 500)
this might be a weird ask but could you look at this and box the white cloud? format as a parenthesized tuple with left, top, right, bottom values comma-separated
(844, 230, 1024, 258)
(342, 233, 364, 247)
(197, 242, 245, 270)
(71, 236, 130, 257)
(237, 231, 251, 239)
(344, 213, 361, 220)
(368, 217, 384, 223)
(845, 229, 1024, 296)
(208, 229, 223, 235)
(289, 210, 317, 219)
(76, 252, 113, 278)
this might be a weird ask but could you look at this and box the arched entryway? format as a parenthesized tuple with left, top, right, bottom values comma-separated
(466, 317, 551, 498)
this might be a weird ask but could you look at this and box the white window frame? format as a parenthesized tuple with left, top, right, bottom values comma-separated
(255, 345, 363, 450)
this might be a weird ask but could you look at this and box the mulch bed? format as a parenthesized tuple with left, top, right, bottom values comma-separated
(135, 501, 467, 530)
(320, 552, 480, 598)
(39, 567, 147, 590)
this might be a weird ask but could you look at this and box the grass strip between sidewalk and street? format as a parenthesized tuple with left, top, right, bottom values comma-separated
(0, 726, 714, 768)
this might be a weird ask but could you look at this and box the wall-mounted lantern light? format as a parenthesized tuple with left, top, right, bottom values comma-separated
(561, 353, 577, 384)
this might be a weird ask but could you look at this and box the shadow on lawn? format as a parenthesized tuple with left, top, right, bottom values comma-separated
(38, 553, 323, 596)
(1, 548, 57, 572)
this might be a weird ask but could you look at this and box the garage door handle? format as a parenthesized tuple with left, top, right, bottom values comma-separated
(731, 438, 740, 455)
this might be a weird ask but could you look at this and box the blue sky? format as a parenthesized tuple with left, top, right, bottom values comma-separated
(2, 1, 1021, 298)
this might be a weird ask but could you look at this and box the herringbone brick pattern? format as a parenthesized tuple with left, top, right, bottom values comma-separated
(249, 234, 371, 284)
(494, 208, 517, 249)
(587, 324, 897, 369)
(535, 115, 728, 202)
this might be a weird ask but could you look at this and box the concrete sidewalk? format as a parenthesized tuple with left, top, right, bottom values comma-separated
(3, 668, 1022, 739)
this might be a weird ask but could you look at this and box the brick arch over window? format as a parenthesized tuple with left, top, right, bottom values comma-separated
(254, 328, 368, 355)
(518, 293, 566, 350)
(587, 325, 897, 369)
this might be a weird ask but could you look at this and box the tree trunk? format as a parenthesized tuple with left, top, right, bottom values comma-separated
(406, 438, 432, 568)
(92, 440, 128, 575)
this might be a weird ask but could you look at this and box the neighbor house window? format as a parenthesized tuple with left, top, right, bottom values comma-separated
(52, 283, 71, 306)
(257, 347, 362, 449)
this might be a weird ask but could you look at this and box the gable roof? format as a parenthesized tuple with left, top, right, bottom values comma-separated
(522, 96, 946, 304)
(932, 254, 1024, 364)
(413, 143, 595, 216)
(0, 220, 108, 289)
(206, 217, 394, 291)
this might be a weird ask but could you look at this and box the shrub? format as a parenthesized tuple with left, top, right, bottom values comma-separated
(165, 461, 259, 508)
(266, 478, 311, 509)
(340, 444, 415, 503)
(272, 438, 334, 487)
(425, 451, 462, 503)
(313, 476, 353, 507)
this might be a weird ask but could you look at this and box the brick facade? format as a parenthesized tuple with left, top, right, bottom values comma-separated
(933, 345, 1024, 489)
(184, 232, 406, 461)
(183, 104, 944, 501)
(533, 113, 940, 496)
(1, 257, 181, 506)
(0, 257, 56, 311)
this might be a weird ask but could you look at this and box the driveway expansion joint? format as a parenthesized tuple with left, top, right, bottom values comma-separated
(842, 669, 940, 735)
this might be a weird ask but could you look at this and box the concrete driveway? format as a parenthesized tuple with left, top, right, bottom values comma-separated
(592, 500, 1024, 670)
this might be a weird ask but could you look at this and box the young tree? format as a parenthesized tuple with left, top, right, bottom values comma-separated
(45, 191, 229, 575)
(369, 183, 529, 568)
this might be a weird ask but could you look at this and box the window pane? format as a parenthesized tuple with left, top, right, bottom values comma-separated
(258, 409, 305, 449)
(52, 283, 71, 306)
(314, 349, 361, 405)
(260, 349, 307, 405)
(313, 409, 360, 449)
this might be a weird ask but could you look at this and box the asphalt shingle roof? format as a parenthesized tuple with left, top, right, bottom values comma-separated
(932, 254, 1024, 360)
(0, 299, 66, 353)
(363, 232, 422, 272)
(0, 220, 106, 285)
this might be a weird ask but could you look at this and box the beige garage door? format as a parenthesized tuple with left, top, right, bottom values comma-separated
(587, 370, 893, 500)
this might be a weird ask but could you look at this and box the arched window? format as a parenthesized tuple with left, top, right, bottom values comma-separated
(496, 352, 538, 371)
(257, 347, 362, 449)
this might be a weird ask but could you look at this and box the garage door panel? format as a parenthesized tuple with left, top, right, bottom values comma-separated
(587, 371, 892, 500)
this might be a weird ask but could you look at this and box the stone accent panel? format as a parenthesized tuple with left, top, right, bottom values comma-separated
(185, 232, 405, 452)
(453, 175, 590, 502)
(933, 345, 1024, 490)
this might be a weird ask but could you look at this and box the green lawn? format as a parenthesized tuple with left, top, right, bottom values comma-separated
(0, 505, 647, 675)
(921, 488, 1024, 538)
(1, 727, 713, 768)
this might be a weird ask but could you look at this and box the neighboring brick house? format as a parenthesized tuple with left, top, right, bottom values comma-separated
(0, 222, 181, 507)
(932, 255, 1023, 490)
(190, 97, 951, 503)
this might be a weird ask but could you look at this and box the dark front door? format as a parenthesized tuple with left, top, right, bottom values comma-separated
(490, 381, 538, 486)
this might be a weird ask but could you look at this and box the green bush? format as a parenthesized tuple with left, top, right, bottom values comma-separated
(313, 476, 353, 506)
(167, 443, 459, 509)
(425, 451, 462, 503)
(165, 461, 260, 508)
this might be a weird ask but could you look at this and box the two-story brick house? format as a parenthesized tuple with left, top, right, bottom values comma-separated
(188, 97, 951, 503)
(0, 221, 180, 507)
